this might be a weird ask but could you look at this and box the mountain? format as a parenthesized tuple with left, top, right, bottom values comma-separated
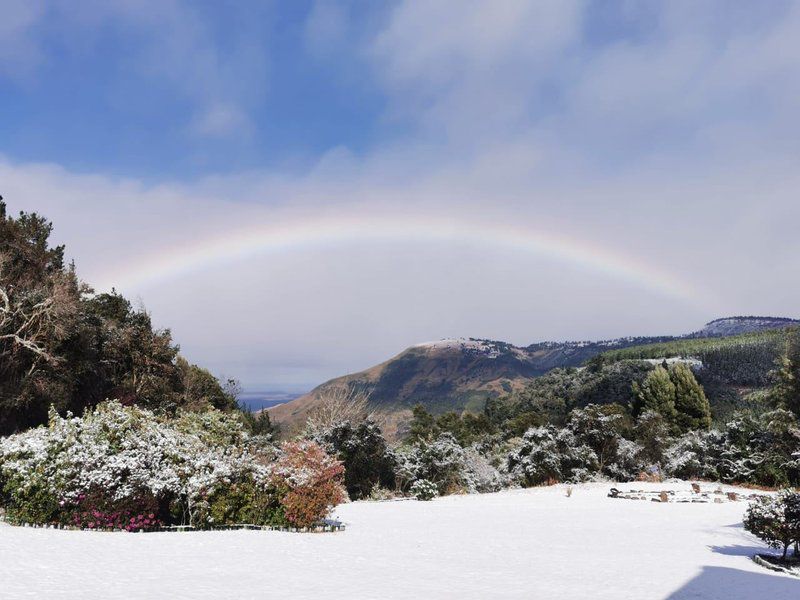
(691, 316, 800, 338)
(269, 316, 798, 431)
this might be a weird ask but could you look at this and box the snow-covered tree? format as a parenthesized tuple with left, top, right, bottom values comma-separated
(398, 432, 502, 494)
(507, 426, 598, 486)
(744, 491, 800, 561)
(663, 429, 723, 480)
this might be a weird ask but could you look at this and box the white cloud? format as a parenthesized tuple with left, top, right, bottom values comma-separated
(3, 2, 800, 388)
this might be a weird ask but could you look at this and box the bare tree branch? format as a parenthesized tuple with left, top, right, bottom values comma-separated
(305, 385, 373, 437)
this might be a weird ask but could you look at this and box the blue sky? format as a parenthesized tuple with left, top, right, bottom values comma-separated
(1, 1, 391, 177)
(6, 0, 793, 179)
(2, 1, 800, 390)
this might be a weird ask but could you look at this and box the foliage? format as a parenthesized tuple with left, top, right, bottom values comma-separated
(0, 200, 238, 435)
(506, 361, 654, 429)
(240, 408, 277, 438)
(507, 426, 598, 486)
(633, 410, 670, 465)
(633, 363, 711, 432)
(312, 419, 396, 500)
(397, 433, 502, 494)
(744, 490, 800, 560)
(671, 363, 712, 431)
(0, 402, 345, 529)
(594, 329, 788, 388)
(633, 365, 677, 422)
(507, 404, 645, 485)
(407, 403, 439, 442)
(410, 479, 438, 501)
(773, 329, 800, 418)
(663, 429, 723, 480)
(270, 440, 347, 528)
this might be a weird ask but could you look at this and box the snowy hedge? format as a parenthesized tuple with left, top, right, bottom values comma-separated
(0, 402, 345, 530)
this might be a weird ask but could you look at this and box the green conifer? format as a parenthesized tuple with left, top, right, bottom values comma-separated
(670, 363, 712, 431)
(633, 365, 677, 421)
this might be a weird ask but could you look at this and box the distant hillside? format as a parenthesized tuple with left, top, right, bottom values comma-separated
(691, 316, 799, 338)
(270, 316, 797, 431)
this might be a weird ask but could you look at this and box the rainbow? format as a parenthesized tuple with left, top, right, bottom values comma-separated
(96, 213, 717, 309)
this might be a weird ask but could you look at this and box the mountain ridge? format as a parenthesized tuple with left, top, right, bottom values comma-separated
(269, 316, 798, 430)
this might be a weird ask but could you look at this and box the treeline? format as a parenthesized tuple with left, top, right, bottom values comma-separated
(0, 200, 256, 435)
(589, 329, 788, 388)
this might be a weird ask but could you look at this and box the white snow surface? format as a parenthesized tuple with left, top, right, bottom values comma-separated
(1, 482, 798, 599)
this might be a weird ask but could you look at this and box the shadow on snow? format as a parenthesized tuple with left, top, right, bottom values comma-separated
(665, 566, 798, 599)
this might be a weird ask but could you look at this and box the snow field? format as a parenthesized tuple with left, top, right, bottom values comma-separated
(1, 482, 797, 599)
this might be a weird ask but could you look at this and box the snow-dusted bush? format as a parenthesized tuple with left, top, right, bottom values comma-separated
(461, 446, 504, 493)
(410, 479, 438, 501)
(744, 490, 800, 561)
(397, 433, 502, 495)
(567, 404, 646, 480)
(663, 429, 723, 480)
(605, 438, 645, 481)
(662, 410, 800, 487)
(716, 410, 800, 487)
(0, 401, 344, 529)
(507, 426, 598, 486)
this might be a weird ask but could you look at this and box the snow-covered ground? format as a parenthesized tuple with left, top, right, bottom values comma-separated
(1, 482, 797, 599)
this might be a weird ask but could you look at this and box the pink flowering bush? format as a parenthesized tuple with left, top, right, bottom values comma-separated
(64, 488, 162, 531)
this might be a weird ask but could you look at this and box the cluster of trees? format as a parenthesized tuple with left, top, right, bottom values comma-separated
(592, 329, 786, 388)
(0, 200, 242, 435)
(632, 362, 712, 431)
(0, 401, 344, 529)
(300, 358, 799, 504)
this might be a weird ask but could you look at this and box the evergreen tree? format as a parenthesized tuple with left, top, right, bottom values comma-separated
(633, 410, 670, 465)
(670, 363, 712, 431)
(632, 365, 677, 421)
(0, 198, 237, 434)
(774, 328, 800, 418)
(314, 419, 396, 499)
(408, 404, 439, 442)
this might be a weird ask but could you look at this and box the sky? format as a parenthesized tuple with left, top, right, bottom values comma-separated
(2, 0, 800, 391)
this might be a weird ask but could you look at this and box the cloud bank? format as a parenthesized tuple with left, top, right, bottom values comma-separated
(1, 1, 799, 389)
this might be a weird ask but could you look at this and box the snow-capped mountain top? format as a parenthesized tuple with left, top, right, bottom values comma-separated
(693, 316, 799, 338)
(270, 315, 797, 430)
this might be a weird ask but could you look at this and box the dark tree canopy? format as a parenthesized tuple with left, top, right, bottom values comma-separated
(0, 199, 238, 434)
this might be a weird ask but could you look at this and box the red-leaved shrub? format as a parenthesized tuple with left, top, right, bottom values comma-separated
(270, 441, 346, 528)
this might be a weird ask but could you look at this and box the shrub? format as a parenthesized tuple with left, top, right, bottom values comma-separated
(744, 491, 800, 561)
(311, 419, 397, 500)
(410, 479, 438, 501)
(663, 430, 723, 480)
(397, 433, 502, 495)
(0, 401, 346, 530)
(270, 441, 346, 528)
(507, 426, 598, 486)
